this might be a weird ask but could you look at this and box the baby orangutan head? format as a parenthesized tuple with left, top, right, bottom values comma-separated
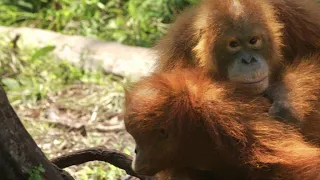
(124, 70, 228, 176)
(187, 0, 283, 94)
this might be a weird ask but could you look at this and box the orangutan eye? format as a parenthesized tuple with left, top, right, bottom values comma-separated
(249, 36, 259, 45)
(229, 41, 239, 48)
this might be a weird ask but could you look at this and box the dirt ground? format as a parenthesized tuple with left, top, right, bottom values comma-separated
(16, 82, 135, 179)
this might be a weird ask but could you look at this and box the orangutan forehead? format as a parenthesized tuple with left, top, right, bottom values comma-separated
(126, 82, 163, 107)
(134, 86, 159, 100)
(197, 0, 266, 30)
(230, 0, 244, 18)
(124, 110, 167, 135)
(230, 1, 265, 22)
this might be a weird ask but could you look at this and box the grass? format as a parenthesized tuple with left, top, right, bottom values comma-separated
(0, 0, 198, 47)
(0, 35, 135, 179)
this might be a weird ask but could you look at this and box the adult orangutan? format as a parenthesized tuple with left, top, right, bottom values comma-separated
(152, 0, 320, 123)
(124, 57, 320, 179)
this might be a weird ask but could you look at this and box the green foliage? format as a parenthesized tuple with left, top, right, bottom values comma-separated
(77, 164, 126, 180)
(125, 0, 197, 46)
(0, 1, 202, 178)
(0, 0, 199, 47)
(0, 36, 130, 179)
(30, 45, 56, 61)
(28, 164, 45, 180)
(0, 36, 120, 106)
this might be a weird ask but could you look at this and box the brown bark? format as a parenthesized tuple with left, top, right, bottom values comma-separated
(0, 87, 64, 180)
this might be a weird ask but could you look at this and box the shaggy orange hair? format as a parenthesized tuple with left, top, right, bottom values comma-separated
(125, 56, 320, 179)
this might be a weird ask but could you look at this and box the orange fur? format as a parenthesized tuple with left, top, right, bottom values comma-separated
(152, 0, 320, 126)
(126, 1, 320, 178)
(124, 56, 320, 179)
(269, 0, 320, 60)
(280, 54, 320, 144)
(154, 0, 320, 72)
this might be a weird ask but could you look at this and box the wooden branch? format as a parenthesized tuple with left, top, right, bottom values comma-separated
(0, 86, 65, 179)
(51, 147, 154, 180)
(52, 164, 74, 180)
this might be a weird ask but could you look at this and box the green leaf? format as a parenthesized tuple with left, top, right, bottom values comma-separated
(1, 78, 20, 89)
(28, 164, 45, 180)
(31, 45, 56, 61)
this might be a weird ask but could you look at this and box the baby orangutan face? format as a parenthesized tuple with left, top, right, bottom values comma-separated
(193, 1, 282, 95)
(125, 113, 218, 176)
(124, 86, 179, 176)
(124, 81, 219, 176)
(213, 25, 272, 95)
(130, 128, 174, 176)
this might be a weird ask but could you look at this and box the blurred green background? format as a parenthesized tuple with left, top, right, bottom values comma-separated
(0, 0, 199, 179)
(0, 0, 198, 47)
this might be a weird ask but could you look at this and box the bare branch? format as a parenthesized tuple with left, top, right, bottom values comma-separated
(51, 163, 74, 180)
(51, 147, 153, 180)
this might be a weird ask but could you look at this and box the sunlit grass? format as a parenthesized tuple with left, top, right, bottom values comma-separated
(0, 0, 198, 47)
(0, 36, 134, 180)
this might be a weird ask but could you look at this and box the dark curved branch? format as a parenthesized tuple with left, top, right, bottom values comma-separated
(51, 147, 152, 180)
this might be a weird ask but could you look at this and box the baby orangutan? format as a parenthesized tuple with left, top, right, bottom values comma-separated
(153, 0, 320, 123)
(124, 58, 320, 179)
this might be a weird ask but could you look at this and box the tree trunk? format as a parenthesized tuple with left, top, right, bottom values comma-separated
(0, 87, 64, 180)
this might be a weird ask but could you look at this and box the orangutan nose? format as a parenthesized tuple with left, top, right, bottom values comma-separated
(241, 56, 257, 64)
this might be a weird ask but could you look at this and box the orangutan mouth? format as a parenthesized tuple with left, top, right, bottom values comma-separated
(242, 76, 268, 85)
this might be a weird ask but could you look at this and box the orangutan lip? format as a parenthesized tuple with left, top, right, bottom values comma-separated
(242, 76, 267, 85)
